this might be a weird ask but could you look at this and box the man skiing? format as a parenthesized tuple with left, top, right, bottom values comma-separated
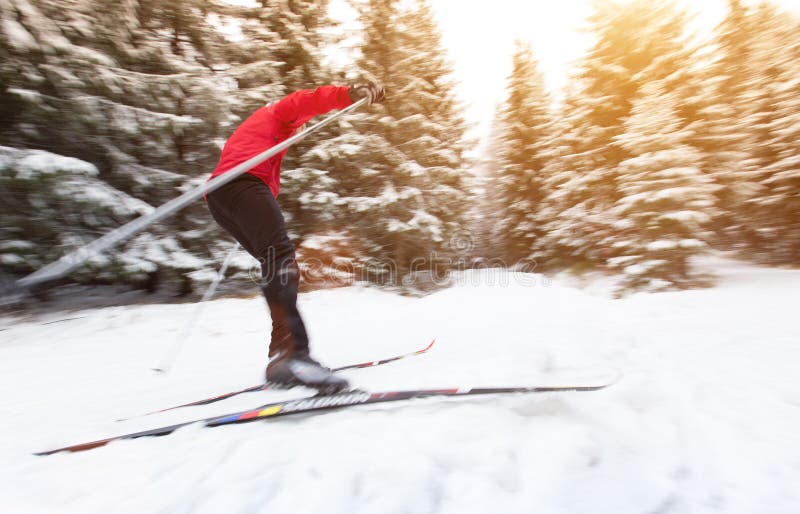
(206, 83, 385, 392)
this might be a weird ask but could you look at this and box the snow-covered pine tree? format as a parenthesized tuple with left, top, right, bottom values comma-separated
(252, 0, 348, 244)
(210, 0, 367, 286)
(535, 82, 615, 271)
(682, 0, 800, 265)
(277, 0, 406, 285)
(0, 0, 235, 291)
(259, 0, 331, 89)
(471, 107, 505, 263)
(536, 0, 696, 276)
(732, 3, 800, 263)
(0, 146, 154, 278)
(218, 1, 286, 119)
(608, 83, 717, 292)
(390, 0, 470, 266)
(690, 0, 763, 252)
(276, 0, 470, 287)
(327, 0, 469, 284)
(489, 40, 552, 265)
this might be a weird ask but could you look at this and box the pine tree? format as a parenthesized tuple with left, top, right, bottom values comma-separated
(390, 0, 470, 266)
(259, 0, 332, 88)
(299, 0, 470, 285)
(0, 146, 154, 277)
(0, 0, 236, 290)
(252, 0, 348, 244)
(489, 40, 552, 264)
(692, 0, 763, 251)
(608, 83, 717, 292)
(222, 1, 286, 119)
(733, 3, 800, 263)
(689, 0, 800, 264)
(536, 0, 696, 274)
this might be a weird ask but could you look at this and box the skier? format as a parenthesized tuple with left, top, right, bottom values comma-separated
(206, 83, 385, 392)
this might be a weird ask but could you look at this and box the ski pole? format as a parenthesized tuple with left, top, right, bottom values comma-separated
(152, 241, 240, 374)
(14, 98, 368, 292)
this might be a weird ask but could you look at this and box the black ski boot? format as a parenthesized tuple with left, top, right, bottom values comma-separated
(266, 350, 350, 394)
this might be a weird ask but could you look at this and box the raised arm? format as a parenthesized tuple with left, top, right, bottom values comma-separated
(272, 85, 353, 130)
(271, 83, 386, 130)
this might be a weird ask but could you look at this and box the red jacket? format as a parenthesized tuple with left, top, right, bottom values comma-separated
(209, 85, 353, 196)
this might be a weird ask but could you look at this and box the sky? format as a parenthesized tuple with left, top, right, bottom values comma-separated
(329, 0, 800, 144)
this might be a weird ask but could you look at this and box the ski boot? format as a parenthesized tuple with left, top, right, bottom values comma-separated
(266, 350, 350, 394)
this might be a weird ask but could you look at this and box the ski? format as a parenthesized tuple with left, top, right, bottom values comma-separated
(118, 339, 436, 421)
(36, 381, 612, 456)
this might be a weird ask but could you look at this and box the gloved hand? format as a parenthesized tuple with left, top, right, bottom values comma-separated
(349, 82, 386, 105)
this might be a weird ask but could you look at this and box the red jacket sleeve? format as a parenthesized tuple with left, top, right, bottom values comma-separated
(272, 85, 353, 130)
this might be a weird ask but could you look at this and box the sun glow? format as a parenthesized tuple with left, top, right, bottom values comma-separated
(329, 0, 800, 143)
(431, 0, 800, 140)
(430, 0, 592, 139)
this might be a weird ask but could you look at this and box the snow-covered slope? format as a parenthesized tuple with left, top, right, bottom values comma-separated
(1, 261, 798, 514)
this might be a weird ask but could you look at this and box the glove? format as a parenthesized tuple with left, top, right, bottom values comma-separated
(349, 82, 385, 105)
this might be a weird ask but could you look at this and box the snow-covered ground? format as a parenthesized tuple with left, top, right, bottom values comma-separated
(1, 260, 798, 514)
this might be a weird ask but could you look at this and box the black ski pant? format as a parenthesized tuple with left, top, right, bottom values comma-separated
(207, 174, 308, 358)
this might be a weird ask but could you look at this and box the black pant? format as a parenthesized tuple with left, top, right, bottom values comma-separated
(207, 174, 309, 357)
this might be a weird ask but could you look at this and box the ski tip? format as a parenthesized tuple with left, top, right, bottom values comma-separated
(34, 439, 112, 456)
(419, 339, 436, 353)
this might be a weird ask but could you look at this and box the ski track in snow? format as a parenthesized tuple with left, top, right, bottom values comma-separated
(0, 261, 798, 514)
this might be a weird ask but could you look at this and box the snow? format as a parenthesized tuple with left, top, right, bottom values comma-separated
(58, 178, 154, 217)
(623, 259, 667, 275)
(2, 147, 99, 180)
(619, 186, 701, 206)
(300, 232, 350, 251)
(646, 240, 678, 251)
(679, 239, 705, 249)
(659, 210, 712, 223)
(606, 255, 638, 268)
(2, 19, 39, 51)
(70, 45, 117, 67)
(0, 254, 25, 265)
(7, 88, 46, 105)
(206, 13, 245, 43)
(1, 260, 799, 513)
(0, 240, 35, 251)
